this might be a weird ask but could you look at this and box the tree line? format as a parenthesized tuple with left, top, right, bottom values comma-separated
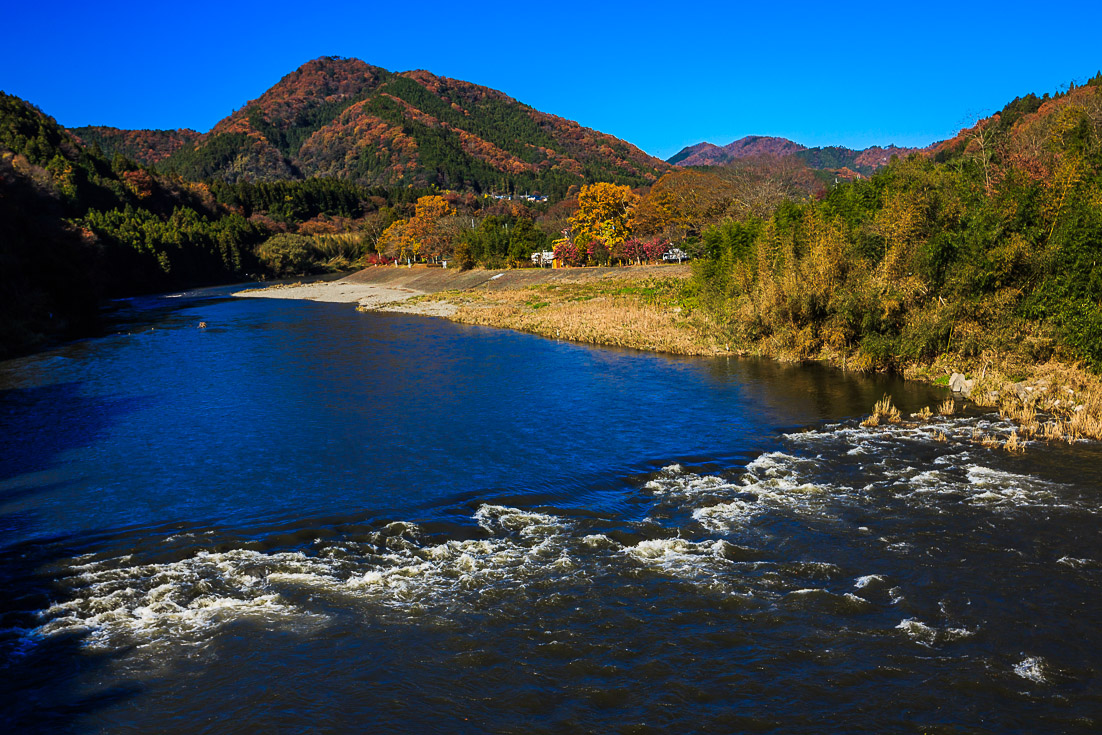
(5, 71, 1102, 375)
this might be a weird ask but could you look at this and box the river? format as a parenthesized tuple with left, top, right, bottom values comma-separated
(1, 285, 1099, 733)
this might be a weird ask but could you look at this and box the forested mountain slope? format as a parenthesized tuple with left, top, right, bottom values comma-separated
(85, 57, 668, 198)
(70, 126, 200, 164)
(0, 92, 268, 357)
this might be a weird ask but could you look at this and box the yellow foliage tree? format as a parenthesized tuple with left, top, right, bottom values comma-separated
(413, 194, 457, 222)
(872, 189, 925, 285)
(377, 219, 417, 262)
(568, 182, 638, 252)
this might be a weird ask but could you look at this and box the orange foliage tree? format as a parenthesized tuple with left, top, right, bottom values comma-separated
(406, 194, 458, 262)
(633, 170, 732, 241)
(377, 219, 417, 262)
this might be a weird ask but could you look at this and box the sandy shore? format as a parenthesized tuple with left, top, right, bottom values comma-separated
(233, 278, 457, 315)
(234, 264, 691, 318)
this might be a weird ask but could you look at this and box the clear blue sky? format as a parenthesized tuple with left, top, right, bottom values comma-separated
(4, 1, 1100, 159)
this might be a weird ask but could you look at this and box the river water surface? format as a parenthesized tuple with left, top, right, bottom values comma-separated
(1, 286, 1099, 733)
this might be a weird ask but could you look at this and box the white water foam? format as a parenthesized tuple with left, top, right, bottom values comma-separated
(790, 415, 1082, 513)
(621, 537, 752, 595)
(643, 464, 737, 498)
(895, 618, 975, 646)
(1013, 656, 1047, 683)
(854, 574, 886, 590)
(34, 548, 315, 649)
(672, 452, 837, 532)
(644, 413, 1077, 548)
(964, 466, 1065, 508)
(31, 504, 574, 651)
(1056, 556, 1097, 568)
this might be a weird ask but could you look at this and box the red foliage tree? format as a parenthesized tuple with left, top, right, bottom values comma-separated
(553, 239, 585, 267)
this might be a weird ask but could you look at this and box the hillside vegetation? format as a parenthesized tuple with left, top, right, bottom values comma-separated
(682, 75, 1102, 374)
(70, 126, 200, 164)
(0, 93, 271, 355)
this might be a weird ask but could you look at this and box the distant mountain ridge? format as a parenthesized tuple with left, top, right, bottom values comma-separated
(70, 126, 199, 164)
(668, 136, 807, 166)
(78, 56, 669, 198)
(669, 135, 925, 174)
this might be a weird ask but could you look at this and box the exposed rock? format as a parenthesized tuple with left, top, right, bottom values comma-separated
(949, 372, 974, 397)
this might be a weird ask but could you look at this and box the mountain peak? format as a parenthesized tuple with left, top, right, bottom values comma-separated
(670, 136, 806, 166)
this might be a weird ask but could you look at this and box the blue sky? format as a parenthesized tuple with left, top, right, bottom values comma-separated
(4, 1, 1100, 159)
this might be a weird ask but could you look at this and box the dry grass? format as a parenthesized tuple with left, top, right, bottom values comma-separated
(901, 359, 1102, 446)
(913, 405, 934, 420)
(937, 398, 956, 416)
(862, 395, 901, 427)
(432, 279, 723, 355)
(1043, 420, 1069, 441)
(980, 433, 1002, 449)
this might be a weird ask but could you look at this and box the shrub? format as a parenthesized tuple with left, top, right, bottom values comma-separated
(256, 233, 319, 277)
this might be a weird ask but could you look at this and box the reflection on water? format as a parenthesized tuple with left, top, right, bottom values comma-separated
(0, 286, 1099, 733)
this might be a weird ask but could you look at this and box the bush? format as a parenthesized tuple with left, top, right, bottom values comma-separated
(256, 233, 319, 277)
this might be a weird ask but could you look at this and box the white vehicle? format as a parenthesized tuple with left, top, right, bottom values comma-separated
(531, 251, 555, 267)
(662, 248, 689, 263)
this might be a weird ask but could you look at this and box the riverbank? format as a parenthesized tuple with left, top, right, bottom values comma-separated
(235, 264, 1102, 443)
(236, 264, 700, 330)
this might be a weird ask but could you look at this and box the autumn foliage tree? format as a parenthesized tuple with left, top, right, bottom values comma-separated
(568, 182, 638, 260)
(633, 170, 732, 241)
(406, 194, 458, 261)
(377, 219, 417, 262)
(376, 195, 460, 263)
(552, 237, 585, 267)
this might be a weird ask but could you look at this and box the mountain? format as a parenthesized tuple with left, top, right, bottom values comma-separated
(669, 135, 923, 175)
(666, 142, 723, 166)
(669, 136, 807, 166)
(793, 144, 922, 173)
(85, 57, 668, 198)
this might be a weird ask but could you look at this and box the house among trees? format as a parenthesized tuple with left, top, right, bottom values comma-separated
(530, 250, 555, 267)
